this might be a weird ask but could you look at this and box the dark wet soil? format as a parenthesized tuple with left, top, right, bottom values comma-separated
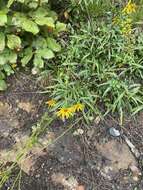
(0, 71, 143, 190)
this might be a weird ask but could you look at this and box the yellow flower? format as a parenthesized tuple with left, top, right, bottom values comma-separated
(72, 103, 84, 112)
(122, 24, 132, 35)
(112, 16, 120, 25)
(56, 107, 73, 120)
(11, 63, 17, 69)
(46, 99, 56, 107)
(122, 0, 137, 14)
(121, 18, 132, 35)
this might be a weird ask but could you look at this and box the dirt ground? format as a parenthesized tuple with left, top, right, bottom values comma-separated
(0, 71, 143, 190)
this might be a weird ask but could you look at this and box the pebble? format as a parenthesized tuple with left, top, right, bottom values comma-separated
(73, 129, 84, 136)
(35, 174, 40, 178)
(109, 127, 120, 137)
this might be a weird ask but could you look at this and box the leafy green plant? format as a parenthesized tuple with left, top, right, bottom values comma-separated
(0, 0, 66, 90)
(46, 17, 143, 123)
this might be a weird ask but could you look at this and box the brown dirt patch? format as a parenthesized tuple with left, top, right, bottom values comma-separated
(0, 72, 143, 190)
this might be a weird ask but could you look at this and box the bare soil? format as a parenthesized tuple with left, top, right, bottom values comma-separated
(0, 71, 143, 190)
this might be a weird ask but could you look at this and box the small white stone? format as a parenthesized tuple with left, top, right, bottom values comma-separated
(73, 129, 84, 136)
(35, 174, 40, 178)
(109, 127, 120, 137)
(133, 176, 139, 181)
(32, 67, 39, 75)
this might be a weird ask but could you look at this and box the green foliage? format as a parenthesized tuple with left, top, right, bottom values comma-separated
(7, 34, 21, 49)
(48, 20, 143, 123)
(132, 0, 143, 22)
(61, 0, 116, 21)
(0, 0, 66, 90)
(77, 0, 114, 16)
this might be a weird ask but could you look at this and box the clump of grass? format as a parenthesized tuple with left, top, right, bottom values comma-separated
(46, 2, 143, 124)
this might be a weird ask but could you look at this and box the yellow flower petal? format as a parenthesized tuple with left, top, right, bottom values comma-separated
(11, 63, 17, 69)
(56, 107, 73, 120)
(122, 1, 137, 14)
(72, 103, 84, 112)
(46, 99, 56, 107)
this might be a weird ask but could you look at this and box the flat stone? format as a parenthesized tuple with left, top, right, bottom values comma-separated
(96, 140, 141, 180)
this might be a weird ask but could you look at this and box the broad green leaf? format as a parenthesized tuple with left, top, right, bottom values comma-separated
(0, 80, 7, 91)
(34, 56, 44, 68)
(22, 19, 39, 35)
(31, 8, 57, 21)
(55, 22, 66, 33)
(0, 49, 17, 64)
(7, 35, 21, 49)
(0, 33, 5, 52)
(8, 51, 17, 63)
(31, 7, 48, 19)
(12, 13, 25, 26)
(3, 64, 14, 76)
(12, 14, 39, 34)
(0, 56, 6, 65)
(21, 48, 33, 66)
(0, 11, 7, 26)
(48, 10, 58, 21)
(47, 37, 61, 52)
(7, 0, 15, 8)
(12, 14, 38, 34)
(35, 17, 55, 28)
(28, 2, 38, 9)
(0, 71, 5, 80)
(32, 37, 47, 49)
(36, 49, 54, 59)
